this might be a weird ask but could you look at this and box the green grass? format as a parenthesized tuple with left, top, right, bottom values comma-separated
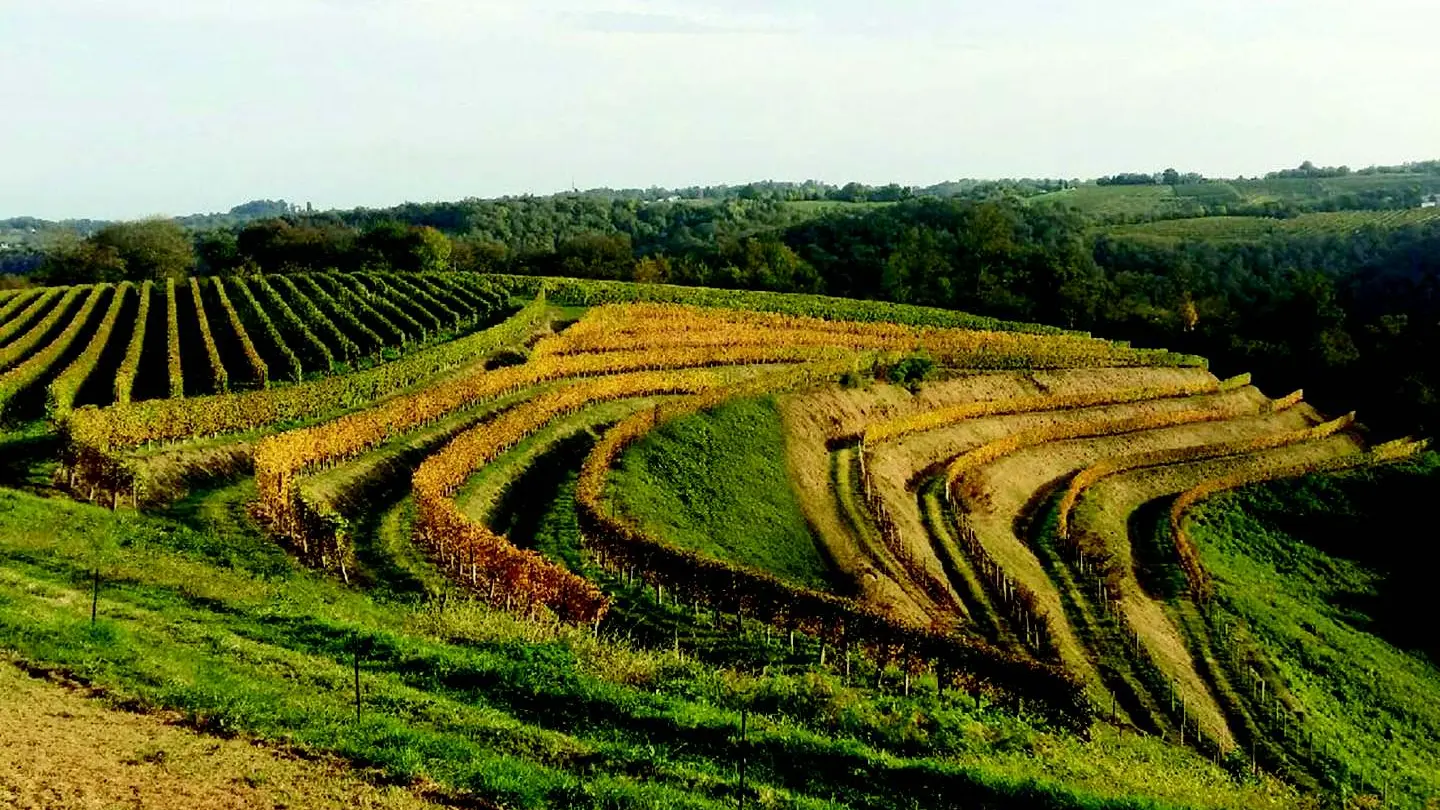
(917, 478, 1016, 650)
(1105, 209, 1440, 245)
(610, 397, 842, 593)
(1230, 173, 1440, 204)
(457, 396, 666, 528)
(0, 482, 1303, 810)
(1187, 454, 1440, 807)
(783, 200, 897, 215)
(1027, 186, 1197, 220)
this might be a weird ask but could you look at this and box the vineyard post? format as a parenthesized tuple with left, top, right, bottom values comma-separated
(737, 708, 749, 810)
(91, 568, 99, 625)
(353, 641, 362, 723)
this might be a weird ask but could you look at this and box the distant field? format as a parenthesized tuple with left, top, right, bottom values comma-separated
(1026, 185, 1201, 219)
(1105, 208, 1440, 244)
(784, 199, 897, 214)
(1031, 173, 1440, 222)
(1231, 172, 1440, 203)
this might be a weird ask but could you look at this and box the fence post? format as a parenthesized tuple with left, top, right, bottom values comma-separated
(353, 637, 363, 723)
(737, 709, 748, 810)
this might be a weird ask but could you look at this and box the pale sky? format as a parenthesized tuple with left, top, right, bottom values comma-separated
(3, 0, 1438, 220)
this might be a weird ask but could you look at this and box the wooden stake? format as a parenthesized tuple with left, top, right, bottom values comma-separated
(353, 642, 363, 723)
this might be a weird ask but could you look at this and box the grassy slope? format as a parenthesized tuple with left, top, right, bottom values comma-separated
(611, 397, 842, 593)
(456, 396, 665, 527)
(1187, 454, 1440, 806)
(0, 481, 1308, 810)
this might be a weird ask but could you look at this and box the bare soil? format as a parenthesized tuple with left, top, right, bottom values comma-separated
(0, 660, 439, 810)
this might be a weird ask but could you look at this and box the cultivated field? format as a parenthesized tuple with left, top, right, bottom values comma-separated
(0, 272, 1431, 808)
(1105, 208, 1440, 244)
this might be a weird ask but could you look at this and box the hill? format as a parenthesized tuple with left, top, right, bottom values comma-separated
(1029, 173, 1440, 222)
(1103, 208, 1440, 245)
(0, 273, 1434, 807)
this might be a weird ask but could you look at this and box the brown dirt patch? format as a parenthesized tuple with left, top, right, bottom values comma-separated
(0, 660, 439, 810)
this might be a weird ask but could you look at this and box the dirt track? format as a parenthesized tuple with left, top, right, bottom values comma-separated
(0, 661, 436, 810)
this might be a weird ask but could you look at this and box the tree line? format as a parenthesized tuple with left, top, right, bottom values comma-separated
(20, 193, 1440, 440)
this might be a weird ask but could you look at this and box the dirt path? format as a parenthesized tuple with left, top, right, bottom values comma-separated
(0, 659, 439, 810)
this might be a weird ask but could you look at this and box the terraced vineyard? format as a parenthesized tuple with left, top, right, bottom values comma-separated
(2, 273, 1435, 809)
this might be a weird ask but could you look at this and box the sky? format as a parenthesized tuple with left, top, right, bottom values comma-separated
(3, 0, 1438, 220)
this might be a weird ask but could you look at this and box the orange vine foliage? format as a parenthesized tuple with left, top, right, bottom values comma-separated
(941, 386, 1263, 503)
(547, 304, 1201, 370)
(569, 360, 1094, 727)
(867, 374, 1240, 450)
(409, 370, 740, 623)
(253, 342, 852, 530)
(1054, 409, 1355, 543)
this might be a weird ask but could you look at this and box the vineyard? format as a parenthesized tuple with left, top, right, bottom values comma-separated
(0, 271, 509, 423)
(0, 272, 1435, 809)
(1105, 207, 1440, 244)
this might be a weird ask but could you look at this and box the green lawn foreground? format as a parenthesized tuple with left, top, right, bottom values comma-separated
(0, 482, 1302, 810)
(1188, 454, 1440, 807)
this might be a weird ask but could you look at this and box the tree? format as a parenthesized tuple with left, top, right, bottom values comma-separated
(554, 232, 633, 279)
(90, 219, 195, 281)
(1179, 294, 1199, 331)
(414, 226, 452, 272)
(196, 231, 242, 276)
(358, 222, 453, 273)
(239, 219, 356, 272)
(1162, 168, 1181, 186)
(451, 235, 510, 273)
(39, 236, 128, 284)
